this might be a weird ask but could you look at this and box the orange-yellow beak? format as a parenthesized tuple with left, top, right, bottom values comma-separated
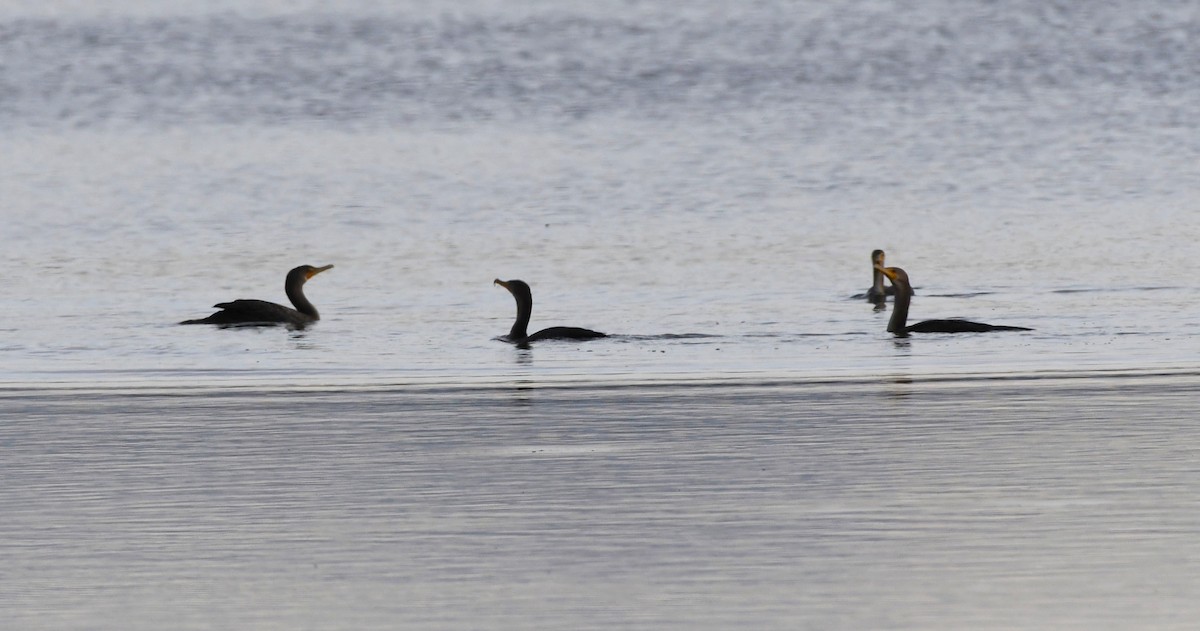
(307, 264, 334, 279)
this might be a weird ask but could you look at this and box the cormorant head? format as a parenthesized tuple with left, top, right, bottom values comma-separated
(494, 279, 533, 303)
(871, 249, 886, 265)
(874, 265, 913, 294)
(288, 264, 334, 284)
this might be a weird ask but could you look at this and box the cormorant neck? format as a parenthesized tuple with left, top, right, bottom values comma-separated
(286, 278, 319, 319)
(887, 281, 911, 335)
(509, 294, 531, 340)
(871, 268, 886, 298)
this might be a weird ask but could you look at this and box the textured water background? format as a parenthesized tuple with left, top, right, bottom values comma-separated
(4, 374, 1200, 630)
(2, 0, 1200, 627)
(4, 0, 1200, 386)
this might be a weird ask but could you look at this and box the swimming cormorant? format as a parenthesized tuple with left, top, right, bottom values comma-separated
(876, 265, 1030, 337)
(494, 279, 606, 343)
(181, 264, 333, 328)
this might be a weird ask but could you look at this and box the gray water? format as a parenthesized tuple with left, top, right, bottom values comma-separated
(6, 375, 1200, 629)
(3, 0, 1200, 627)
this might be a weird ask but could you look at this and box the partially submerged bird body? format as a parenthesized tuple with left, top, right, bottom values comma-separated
(181, 264, 334, 328)
(877, 265, 1030, 337)
(521, 326, 607, 342)
(902, 318, 1026, 334)
(494, 279, 606, 344)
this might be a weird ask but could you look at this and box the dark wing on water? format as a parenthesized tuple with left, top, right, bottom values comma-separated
(527, 326, 607, 341)
(908, 319, 1031, 333)
(207, 299, 303, 325)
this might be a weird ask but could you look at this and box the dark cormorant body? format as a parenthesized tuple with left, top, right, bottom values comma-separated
(494, 279, 606, 343)
(877, 265, 1030, 337)
(181, 264, 333, 328)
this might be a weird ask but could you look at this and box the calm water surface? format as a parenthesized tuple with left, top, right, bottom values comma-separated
(2, 0, 1200, 627)
(4, 374, 1200, 629)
